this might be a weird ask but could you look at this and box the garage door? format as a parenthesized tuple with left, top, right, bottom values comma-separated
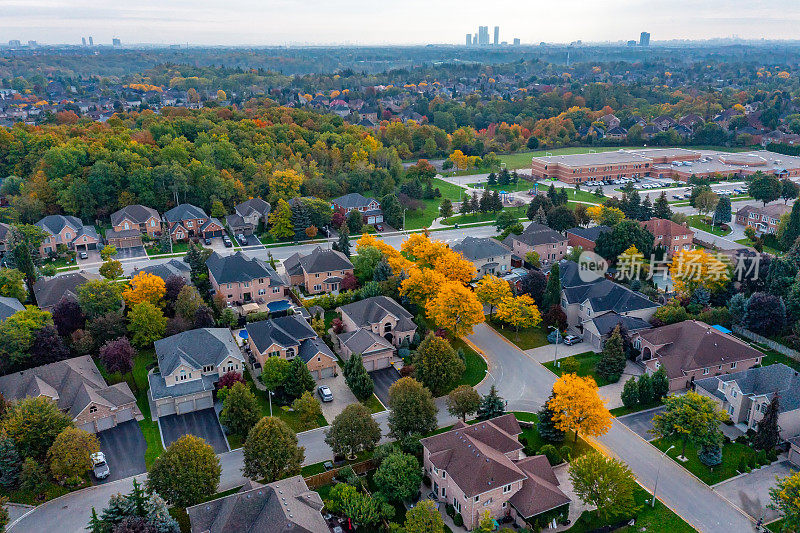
(78, 421, 96, 433)
(116, 408, 134, 423)
(158, 402, 176, 418)
(363, 358, 375, 371)
(374, 356, 391, 370)
(95, 416, 116, 432)
(318, 366, 335, 379)
(177, 400, 195, 415)
(195, 395, 213, 410)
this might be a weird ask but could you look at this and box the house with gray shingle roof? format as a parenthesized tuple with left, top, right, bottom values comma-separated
(503, 222, 568, 267)
(33, 271, 102, 311)
(331, 193, 383, 224)
(148, 328, 244, 418)
(36, 214, 100, 256)
(163, 203, 224, 242)
(284, 246, 354, 294)
(0, 356, 141, 432)
(139, 258, 191, 283)
(0, 296, 24, 322)
(206, 251, 286, 305)
(335, 327, 394, 371)
(110, 204, 161, 239)
(246, 315, 337, 379)
(452, 236, 512, 279)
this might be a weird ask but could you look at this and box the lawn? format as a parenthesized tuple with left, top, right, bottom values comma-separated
(542, 351, 615, 387)
(404, 178, 466, 229)
(686, 215, 732, 236)
(568, 188, 608, 204)
(361, 394, 386, 413)
(146, 242, 188, 257)
(609, 400, 664, 417)
(300, 449, 375, 477)
(488, 319, 549, 350)
(452, 338, 488, 388)
(767, 518, 785, 532)
(735, 237, 781, 255)
(760, 348, 800, 371)
(514, 412, 594, 460)
(243, 370, 327, 433)
(440, 205, 526, 226)
(467, 180, 534, 193)
(651, 437, 756, 485)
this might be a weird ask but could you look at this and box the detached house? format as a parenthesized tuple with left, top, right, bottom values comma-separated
(246, 315, 338, 379)
(109, 204, 161, 247)
(33, 271, 102, 311)
(641, 218, 694, 256)
(206, 251, 287, 305)
(148, 328, 244, 418)
(226, 198, 271, 236)
(284, 246, 354, 294)
(503, 222, 568, 266)
(0, 296, 24, 322)
(420, 414, 570, 530)
(565, 226, 610, 253)
(331, 193, 383, 225)
(337, 296, 417, 346)
(452, 236, 513, 278)
(164, 204, 224, 242)
(36, 215, 100, 256)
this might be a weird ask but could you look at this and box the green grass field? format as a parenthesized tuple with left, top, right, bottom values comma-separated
(609, 400, 664, 417)
(735, 237, 781, 255)
(452, 338, 488, 388)
(440, 205, 526, 226)
(652, 437, 756, 485)
(467, 180, 533, 193)
(543, 351, 616, 387)
(403, 178, 466, 229)
(488, 319, 549, 350)
(243, 370, 327, 434)
(686, 215, 732, 236)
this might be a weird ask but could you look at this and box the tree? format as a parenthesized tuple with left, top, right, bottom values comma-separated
(494, 210, 518, 233)
(749, 173, 782, 206)
(413, 333, 465, 396)
(344, 353, 374, 402)
(548, 374, 612, 443)
(0, 267, 27, 301)
(405, 499, 445, 533)
(425, 281, 484, 337)
(77, 279, 122, 318)
(3, 396, 72, 459)
(8, 225, 47, 296)
(47, 427, 100, 480)
(783, 201, 800, 250)
(547, 205, 577, 232)
(327, 482, 392, 527)
(713, 195, 731, 225)
(325, 403, 381, 459)
(99, 259, 123, 280)
(518, 269, 547, 305)
(637, 373, 654, 404)
(19, 457, 47, 497)
(525, 251, 541, 268)
(0, 305, 52, 366)
(30, 324, 69, 366)
(381, 193, 403, 229)
(373, 451, 422, 502)
(219, 382, 261, 438)
(99, 337, 136, 374)
(475, 274, 512, 318)
(651, 392, 727, 459)
(174, 284, 204, 320)
(128, 302, 167, 347)
(268, 169, 303, 203)
(596, 326, 626, 382)
(347, 210, 364, 234)
(537, 392, 565, 442)
(283, 356, 315, 400)
(744, 292, 785, 336)
(477, 385, 505, 420)
(0, 437, 21, 489)
(569, 452, 639, 521)
(621, 377, 639, 408)
(50, 296, 84, 337)
(337, 227, 351, 257)
(694, 190, 719, 216)
(268, 198, 294, 240)
(495, 294, 542, 332)
(292, 391, 323, 429)
(595, 220, 654, 262)
(654, 191, 673, 220)
(90, 481, 180, 533)
(770, 470, 800, 532)
(652, 367, 669, 400)
(387, 377, 437, 439)
(243, 416, 304, 482)
(353, 245, 382, 283)
(753, 393, 781, 451)
(123, 272, 166, 308)
(147, 434, 220, 508)
(260, 357, 290, 392)
(542, 304, 568, 332)
(439, 198, 453, 219)
(542, 262, 561, 311)
(446, 385, 481, 421)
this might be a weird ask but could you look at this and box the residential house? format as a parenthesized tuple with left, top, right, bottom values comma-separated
(696, 363, 800, 439)
(246, 315, 338, 379)
(148, 328, 244, 418)
(0, 356, 142, 432)
(36, 215, 100, 255)
(206, 251, 287, 305)
(503, 222, 568, 266)
(641, 218, 694, 256)
(110, 204, 161, 241)
(420, 414, 570, 530)
(186, 476, 326, 533)
(451, 236, 513, 278)
(337, 296, 417, 348)
(336, 328, 395, 371)
(735, 204, 791, 235)
(599, 113, 621, 129)
(0, 296, 24, 322)
(226, 198, 271, 236)
(163, 204, 224, 242)
(633, 320, 764, 391)
(653, 115, 677, 131)
(139, 258, 192, 283)
(284, 246, 354, 294)
(331, 193, 384, 224)
(605, 126, 628, 140)
(33, 272, 102, 311)
(565, 226, 610, 253)
(580, 311, 652, 352)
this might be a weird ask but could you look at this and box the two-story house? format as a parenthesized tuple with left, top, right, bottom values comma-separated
(163, 204, 224, 242)
(565, 226, 610, 253)
(420, 414, 570, 530)
(503, 222, 568, 266)
(206, 251, 287, 305)
(0, 296, 24, 322)
(641, 218, 694, 256)
(735, 204, 791, 235)
(36, 214, 100, 256)
(148, 328, 245, 418)
(108, 204, 161, 248)
(284, 246, 354, 294)
(225, 198, 271, 236)
(33, 271, 102, 311)
(246, 315, 338, 379)
(0, 356, 142, 433)
(696, 363, 800, 439)
(633, 320, 764, 391)
(331, 193, 384, 225)
(451, 236, 513, 279)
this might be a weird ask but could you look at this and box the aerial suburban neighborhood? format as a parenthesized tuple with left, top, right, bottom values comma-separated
(5, 19, 800, 533)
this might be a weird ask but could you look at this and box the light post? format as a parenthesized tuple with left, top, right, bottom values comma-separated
(268, 390, 274, 417)
(402, 208, 407, 236)
(652, 445, 675, 507)
(549, 326, 561, 367)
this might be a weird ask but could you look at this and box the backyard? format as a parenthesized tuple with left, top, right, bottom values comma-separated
(542, 351, 615, 387)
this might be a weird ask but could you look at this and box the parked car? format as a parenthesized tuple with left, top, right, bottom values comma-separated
(91, 452, 110, 479)
(563, 334, 582, 346)
(79, 251, 89, 260)
(236, 233, 246, 244)
(317, 385, 333, 402)
(375, 223, 384, 231)
(204, 237, 212, 245)
(222, 236, 232, 248)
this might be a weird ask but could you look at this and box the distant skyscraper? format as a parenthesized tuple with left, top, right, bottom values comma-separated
(27, 40, 37, 47)
(113, 38, 121, 47)
(465, 33, 472, 46)
(513, 38, 521, 46)
(493, 26, 499, 45)
(478, 26, 489, 45)
(82, 37, 87, 46)
(473, 34, 477, 45)
(8, 40, 21, 47)
(640, 32, 650, 46)
(88, 36, 94, 46)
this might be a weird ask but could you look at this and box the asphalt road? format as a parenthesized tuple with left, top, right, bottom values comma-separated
(616, 406, 665, 441)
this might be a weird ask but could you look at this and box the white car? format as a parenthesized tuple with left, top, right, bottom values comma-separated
(91, 452, 110, 479)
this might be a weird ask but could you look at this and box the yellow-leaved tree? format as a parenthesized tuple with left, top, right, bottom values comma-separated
(400, 268, 448, 308)
(548, 374, 612, 443)
(475, 275, 512, 318)
(495, 294, 542, 332)
(669, 248, 731, 296)
(448, 150, 469, 172)
(425, 281, 485, 337)
(122, 271, 166, 308)
(432, 250, 476, 285)
(267, 169, 303, 203)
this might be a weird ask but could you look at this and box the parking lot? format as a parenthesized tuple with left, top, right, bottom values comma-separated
(616, 406, 665, 441)
(95, 421, 147, 483)
(370, 367, 401, 407)
(158, 408, 229, 454)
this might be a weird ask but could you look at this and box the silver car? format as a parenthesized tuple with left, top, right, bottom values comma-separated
(91, 451, 110, 479)
(317, 385, 333, 402)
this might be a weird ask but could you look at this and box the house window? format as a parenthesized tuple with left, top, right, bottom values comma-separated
(474, 495, 480, 502)
(89, 406, 97, 413)
(268, 350, 281, 358)
(702, 368, 709, 375)
(453, 499, 461, 513)
(441, 487, 446, 497)
(187, 221, 193, 228)
(502, 484, 512, 494)
(150, 220, 156, 227)
(203, 365, 214, 372)
(272, 287, 280, 293)
(258, 289, 266, 295)
(314, 285, 322, 291)
(761, 404, 768, 414)
(442, 471, 446, 479)
(124, 222, 130, 230)
(731, 362, 737, 369)
(502, 502, 508, 509)
(732, 390, 737, 398)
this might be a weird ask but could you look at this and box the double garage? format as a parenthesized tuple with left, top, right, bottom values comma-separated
(154, 391, 214, 418)
(77, 407, 137, 433)
(362, 351, 393, 371)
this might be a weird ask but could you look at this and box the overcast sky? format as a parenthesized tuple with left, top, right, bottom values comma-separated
(2, 0, 799, 46)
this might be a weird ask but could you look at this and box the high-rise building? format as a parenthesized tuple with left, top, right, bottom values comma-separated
(81, 37, 87, 46)
(513, 38, 521, 46)
(465, 33, 472, 46)
(493, 26, 499, 45)
(27, 40, 37, 47)
(478, 26, 489, 45)
(8, 40, 21, 47)
(88, 36, 94, 46)
(113, 38, 121, 47)
(640, 32, 650, 46)
(473, 34, 477, 45)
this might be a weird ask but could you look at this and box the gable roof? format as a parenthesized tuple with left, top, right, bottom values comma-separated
(35, 214, 83, 236)
(33, 272, 102, 309)
(588, 311, 652, 337)
(235, 198, 271, 218)
(509, 455, 571, 518)
(563, 278, 657, 314)
(247, 315, 318, 353)
(284, 246, 353, 277)
(140, 259, 191, 282)
(338, 328, 393, 355)
(0, 296, 24, 322)
(505, 222, 566, 248)
(641, 218, 694, 238)
(163, 203, 208, 222)
(110, 204, 159, 226)
(696, 363, 800, 413)
(566, 225, 610, 243)
(337, 296, 415, 331)
(206, 251, 284, 286)
(332, 192, 377, 209)
(154, 328, 243, 376)
(452, 236, 512, 261)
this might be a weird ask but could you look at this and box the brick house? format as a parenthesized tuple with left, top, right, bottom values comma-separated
(503, 222, 568, 266)
(420, 414, 570, 530)
(36, 214, 100, 255)
(110, 204, 161, 237)
(206, 251, 287, 305)
(284, 246, 354, 294)
(246, 315, 338, 379)
(565, 225, 610, 252)
(633, 320, 764, 391)
(451, 236, 513, 279)
(331, 192, 384, 224)
(226, 198, 271, 236)
(735, 204, 791, 235)
(163, 203, 224, 241)
(335, 328, 395, 371)
(337, 296, 417, 347)
(640, 218, 694, 256)
(33, 271, 103, 311)
(0, 356, 142, 433)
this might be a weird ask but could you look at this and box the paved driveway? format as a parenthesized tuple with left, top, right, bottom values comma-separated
(370, 367, 401, 407)
(616, 406, 665, 441)
(114, 246, 146, 260)
(317, 372, 361, 421)
(158, 408, 229, 453)
(95, 421, 147, 483)
(714, 459, 795, 522)
(237, 234, 262, 247)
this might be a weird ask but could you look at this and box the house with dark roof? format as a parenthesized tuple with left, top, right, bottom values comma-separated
(33, 271, 102, 311)
(139, 258, 192, 283)
(565, 225, 610, 252)
(186, 476, 326, 533)
(284, 246, 354, 294)
(36, 215, 100, 256)
(0, 296, 24, 322)
(420, 414, 570, 530)
(503, 222, 568, 266)
(735, 204, 791, 235)
(696, 363, 800, 439)
(225, 198, 271, 236)
(337, 295, 417, 347)
(206, 251, 286, 306)
(641, 218, 694, 256)
(163, 204, 224, 242)
(633, 320, 764, 391)
(148, 328, 244, 418)
(0, 356, 142, 433)
(331, 193, 383, 225)
(452, 236, 513, 278)
(110, 204, 161, 245)
(336, 327, 395, 372)
(246, 315, 337, 379)
(580, 311, 652, 352)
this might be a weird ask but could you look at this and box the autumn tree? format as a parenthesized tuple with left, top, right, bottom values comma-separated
(123, 272, 166, 308)
(448, 149, 469, 171)
(446, 385, 481, 421)
(268, 198, 294, 240)
(268, 169, 303, 203)
(548, 374, 612, 443)
(669, 249, 730, 296)
(0, 305, 52, 366)
(400, 268, 447, 308)
(243, 416, 304, 482)
(3, 396, 73, 459)
(387, 377, 437, 439)
(569, 452, 639, 521)
(99, 259, 124, 280)
(47, 427, 100, 480)
(770, 470, 800, 532)
(413, 333, 465, 396)
(325, 403, 381, 459)
(425, 281, 485, 337)
(0, 267, 27, 302)
(405, 499, 445, 533)
(147, 435, 221, 508)
(219, 382, 261, 439)
(127, 302, 167, 347)
(292, 391, 323, 429)
(475, 274, 512, 318)
(495, 294, 542, 332)
(99, 337, 136, 374)
(651, 392, 727, 459)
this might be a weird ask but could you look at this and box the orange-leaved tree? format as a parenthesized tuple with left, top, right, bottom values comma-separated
(122, 271, 166, 308)
(475, 275, 512, 318)
(425, 281, 485, 337)
(548, 374, 612, 443)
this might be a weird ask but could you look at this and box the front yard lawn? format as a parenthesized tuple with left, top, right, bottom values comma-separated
(513, 412, 594, 460)
(361, 393, 385, 413)
(735, 237, 781, 255)
(686, 215, 732, 236)
(488, 319, 549, 350)
(542, 351, 615, 387)
(609, 400, 664, 417)
(146, 242, 188, 256)
(403, 178, 466, 230)
(243, 370, 327, 433)
(452, 338, 487, 388)
(651, 437, 756, 485)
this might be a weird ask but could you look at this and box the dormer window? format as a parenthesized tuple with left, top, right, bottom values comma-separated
(89, 406, 97, 413)
(203, 365, 214, 373)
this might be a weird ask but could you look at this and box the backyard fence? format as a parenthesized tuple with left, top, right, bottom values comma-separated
(732, 325, 800, 361)
(304, 457, 379, 489)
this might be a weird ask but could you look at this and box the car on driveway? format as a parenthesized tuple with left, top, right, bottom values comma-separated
(79, 251, 89, 260)
(91, 452, 110, 479)
(236, 233, 246, 245)
(204, 237, 212, 245)
(222, 236, 232, 247)
(563, 334, 582, 346)
(317, 385, 333, 402)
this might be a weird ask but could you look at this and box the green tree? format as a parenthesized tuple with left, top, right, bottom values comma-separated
(477, 385, 505, 420)
(174, 284, 204, 320)
(2, 396, 72, 459)
(268, 198, 294, 240)
(568, 452, 639, 521)
(546, 205, 577, 232)
(748, 173, 782, 206)
(47, 427, 100, 480)
(651, 392, 728, 458)
(98, 259, 123, 280)
(653, 191, 672, 220)
(347, 210, 364, 234)
(325, 403, 381, 459)
(439, 198, 453, 219)
(352, 245, 382, 283)
(542, 262, 561, 312)
(620, 377, 639, 408)
(595, 326, 626, 383)
(413, 333, 465, 396)
(381, 193, 403, 229)
(99, 245, 117, 261)
(19, 457, 47, 497)
(8, 225, 47, 297)
(446, 385, 481, 421)
(537, 392, 565, 442)
(595, 220, 655, 262)
(89, 478, 179, 533)
(752, 393, 781, 451)
(77, 279, 122, 318)
(147, 434, 221, 508)
(0, 305, 52, 366)
(0, 267, 27, 301)
(326, 483, 392, 527)
(259, 357, 290, 392)
(782, 179, 800, 204)
(0, 437, 21, 489)
(292, 391, 322, 429)
(387, 377, 438, 439)
(219, 382, 261, 439)
(127, 302, 166, 347)
(243, 416, 304, 482)
(344, 353, 374, 402)
(713, 195, 731, 225)
(494, 210, 518, 233)
(373, 451, 422, 502)
(336, 227, 351, 258)
(284, 356, 315, 400)
(637, 373, 654, 405)
(782, 201, 800, 250)
(770, 470, 800, 532)
(651, 367, 669, 400)
(405, 499, 445, 533)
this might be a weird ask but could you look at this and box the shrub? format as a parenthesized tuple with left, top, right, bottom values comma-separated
(748, 454, 757, 469)
(453, 514, 464, 527)
(757, 450, 768, 465)
(422, 475, 431, 488)
(538, 444, 562, 466)
(445, 504, 455, 518)
(735, 435, 749, 445)
(768, 448, 779, 462)
(737, 456, 748, 473)
(559, 357, 580, 375)
(559, 445, 572, 462)
(698, 444, 722, 467)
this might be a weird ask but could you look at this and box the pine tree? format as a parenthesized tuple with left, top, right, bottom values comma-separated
(291, 201, 312, 240)
(653, 191, 673, 220)
(596, 326, 626, 383)
(640, 196, 653, 221)
(714, 195, 732, 226)
(537, 393, 565, 442)
(439, 198, 454, 219)
(542, 262, 561, 312)
(558, 188, 569, 206)
(547, 184, 558, 204)
(637, 373, 654, 404)
(651, 367, 669, 400)
(782, 201, 800, 250)
(476, 385, 505, 420)
(620, 377, 639, 408)
(344, 353, 374, 402)
(490, 190, 503, 213)
(479, 189, 491, 213)
(753, 393, 781, 451)
(487, 172, 497, 186)
(0, 437, 20, 489)
(337, 228, 351, 257)
(698, 443, 723, 466)
(534, 206, 548, 224)
(373, 257, 392, 282)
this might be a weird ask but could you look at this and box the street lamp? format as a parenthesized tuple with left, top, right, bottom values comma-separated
(268, 390, 275, 417)
(652, 444, 675, 507)
(549, 326, 561, 367)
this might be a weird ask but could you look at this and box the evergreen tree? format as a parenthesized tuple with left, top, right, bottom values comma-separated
(0, 437, 20, 489)
(542, 262, 561, 312)
(652, 367, 670, 400)
(373, 257, 392, 282)
(487, 172, 497, 186)
(534, 205, 548, 224)
(547, 184, 558, 204)
(782, 201, 800, 250)
(439, 198, 453, 219)
(284, 356, 315, 400)
(653, 191, 673, 220)
(620, 377, 639, 408)
(498, 168, 511, 186)
(698, 443, 723, 466)
(290, 201, 312, 240)
(753, 393, 781, 451)
(344, 354, 374, 402)
(470, 191, 480, 214)
(714, 195, 732, 226)
(476, 385, 505, 420)
(596, 326, 626, 382)
(490, 190, 503, 213)
(637, 373, 654, 404)
(639, 196, 653, 221)
(479, 189, 491, 213)
(537, 393, 565, 442)
(337, 228, 351, 258)
(557, 188, 569, 206)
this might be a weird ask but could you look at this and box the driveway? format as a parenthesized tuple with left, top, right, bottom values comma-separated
(76, 249, 101, 265)
(158, 408, 229, 454)
(114, 246, 146, 260)
(236, 234, 262, 248)
(524, 341, 594, 364)
(714, 459, 795, 522)
(370, 367, 401, 407)
(318, 371, 361, 421)
(598, 361, 644, 409)
(95, 421, 147, 483)
(616, 406, 665, 441)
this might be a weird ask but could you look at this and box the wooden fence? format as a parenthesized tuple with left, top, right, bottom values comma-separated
(732, 325, 800, 361)
(304, 457, 379, 489)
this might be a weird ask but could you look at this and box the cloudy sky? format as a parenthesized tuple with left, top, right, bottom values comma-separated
(1, 0, 799, 46)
